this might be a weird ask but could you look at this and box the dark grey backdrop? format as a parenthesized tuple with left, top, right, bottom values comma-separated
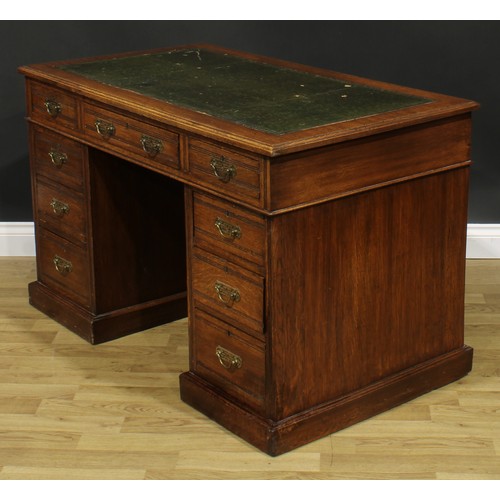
(1, 20, 499, 222)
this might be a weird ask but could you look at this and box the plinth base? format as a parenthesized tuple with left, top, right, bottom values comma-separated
(180, 346, 473, 456)
(29, 281, 187, 344)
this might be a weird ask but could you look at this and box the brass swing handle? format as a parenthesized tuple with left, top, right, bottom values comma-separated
(53, 255, 73, 276)
(215, 345, 242, 372)
(140, 134, 163, 157)
(210, 155, 237, 183)
(50, 198, 70, 217)
(214, 217, 241, 241)
(44, 99, 61, 117)
(95, 119, 115, 139)
(48, 150, 68, 168)
(214, 281, 240, 308)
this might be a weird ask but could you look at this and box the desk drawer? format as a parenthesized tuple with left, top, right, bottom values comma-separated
(29, 81, 78, 131)
(32, 125, 86, 191)
(35, 180, 87, 244)
(82, 103, 179, 171)
(193, 309, 265, 409)
(37, 228, 91, 308)
(192, 248, 264, 335)
(188, 138, 263, 207)
(193, 192, 266, 267)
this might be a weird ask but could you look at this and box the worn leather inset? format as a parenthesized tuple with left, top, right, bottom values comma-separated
(61, 48, 431, 135)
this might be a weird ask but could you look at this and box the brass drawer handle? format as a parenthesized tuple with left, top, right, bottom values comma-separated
(50, 198, 70, 216)
(214, 217, 241, 241)
(210, 155, 237, 183)
(48, 150, 68, 168)
(95, 119, 115, 139)
(215, 345, 242, 372)
(53, 255, 72, 276)
(214, 281, 240, 308)
(44, 99, 62, 117)
(140, 134, 163, 157)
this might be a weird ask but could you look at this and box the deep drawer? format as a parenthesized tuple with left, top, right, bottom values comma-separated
(35, 179, 87, 244)
(192, 309, 265, 409)
(193, 192, 266, 267)
(191, 247, 264, 335)
(31, 125, 86, 191)
(28, 81, 78, 131)
(82, 103, 180, 172)
(188, 137, 263, 207)
(37, 228, 91, 308)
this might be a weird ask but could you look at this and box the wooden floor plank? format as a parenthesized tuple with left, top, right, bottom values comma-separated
(174, 451, 321, 472)
(0, 466, 146, 480)
(0, 257, 499, 479)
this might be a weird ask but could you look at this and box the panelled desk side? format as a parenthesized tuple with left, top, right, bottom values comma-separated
(19, 45, 478, 455)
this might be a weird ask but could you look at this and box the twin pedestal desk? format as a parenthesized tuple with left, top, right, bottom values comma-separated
(20, 45, 478, 455)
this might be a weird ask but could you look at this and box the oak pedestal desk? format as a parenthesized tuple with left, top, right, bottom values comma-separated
(20, 45, 478, 456)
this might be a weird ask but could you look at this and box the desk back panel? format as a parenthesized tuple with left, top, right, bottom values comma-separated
(88, 148, 187, 314)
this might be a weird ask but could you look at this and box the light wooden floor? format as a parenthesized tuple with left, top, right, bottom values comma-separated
(0, 257, 499, 480)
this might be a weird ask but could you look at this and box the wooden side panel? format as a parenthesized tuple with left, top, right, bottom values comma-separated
(269, 115, 472, 211)
(268, 167, 469, 420)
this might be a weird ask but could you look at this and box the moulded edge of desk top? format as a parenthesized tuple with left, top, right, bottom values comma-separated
(18, 44, 480, 157)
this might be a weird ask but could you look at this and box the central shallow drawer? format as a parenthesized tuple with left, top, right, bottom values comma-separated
(192, 309, 265, 409)
(191, 247, 264, 335)
(82, 103, 180, 172)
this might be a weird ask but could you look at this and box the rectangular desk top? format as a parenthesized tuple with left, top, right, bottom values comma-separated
(19, 44, 478, 155)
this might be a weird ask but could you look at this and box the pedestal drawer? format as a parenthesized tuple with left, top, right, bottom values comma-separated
(37, 229, 91, 308)
(192, 309, 265, 409)
(192, 247, 264, 335)
(32, 125, 86, 191)
(35, 180, 87, 244)
(193, 192, 265, 267)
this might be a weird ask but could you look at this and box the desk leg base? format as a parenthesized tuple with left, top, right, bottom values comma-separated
(29, 281, 187, 344)
(180, 345, 473, 456)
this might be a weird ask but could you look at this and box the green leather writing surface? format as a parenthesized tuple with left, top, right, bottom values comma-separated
(60, 48, 431, 135)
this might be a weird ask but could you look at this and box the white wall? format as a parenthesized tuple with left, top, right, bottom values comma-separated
(1, 222, 499, 258)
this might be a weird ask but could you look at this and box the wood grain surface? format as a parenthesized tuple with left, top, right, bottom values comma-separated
(0, 257, 498, 479)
